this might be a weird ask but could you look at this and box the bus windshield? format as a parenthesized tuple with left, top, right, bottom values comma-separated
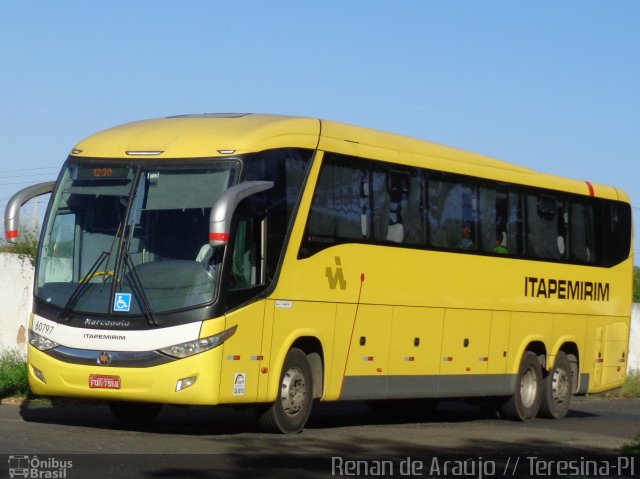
(36, 160, 240, 318)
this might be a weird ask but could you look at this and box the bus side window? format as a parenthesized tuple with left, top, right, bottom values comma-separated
(371, 168, 394, 242)
(245, 148, 313, 281)
(601, 201, 632, 267)
(527, 194, 563, 260)
(557, 200, 568, 258)
(478, 186, 510, 254)
(305, 154, 370, 246)
(428, 176, 477, 251)
(569, 201, 595, 264)
(372, 166, 424, 246)
(229, 216, 264, 291)
(507, 191, 524, 255)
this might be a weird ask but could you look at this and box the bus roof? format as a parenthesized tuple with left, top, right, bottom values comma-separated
(72, 114, 322, 159)
(73, 113, 527, 171)
(70, 113, 627, 202)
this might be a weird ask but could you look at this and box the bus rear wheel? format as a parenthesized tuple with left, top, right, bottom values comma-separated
(259, 348, 313, 434)
(501, 351, 542, 421)
(109, 401, 162, 427)
(538, 351, 573, 419)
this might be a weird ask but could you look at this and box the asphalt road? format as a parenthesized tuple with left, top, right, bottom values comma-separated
(0, 397, 638, 478)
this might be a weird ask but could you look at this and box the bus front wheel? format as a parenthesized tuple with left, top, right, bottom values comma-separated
(501, 351, 542, 421)
(538, 351, 573, 419)
(259, 348, 313, 434)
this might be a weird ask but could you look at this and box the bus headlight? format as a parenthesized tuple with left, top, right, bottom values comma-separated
(158, 325, 237, 359)
(28, 330, 59, 351)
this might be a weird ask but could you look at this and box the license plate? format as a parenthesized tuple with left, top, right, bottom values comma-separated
(89, 375, 121, 389)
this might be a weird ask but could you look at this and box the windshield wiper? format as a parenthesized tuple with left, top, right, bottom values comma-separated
(59, 251, 110, 321)
(122, 253, 160, 327)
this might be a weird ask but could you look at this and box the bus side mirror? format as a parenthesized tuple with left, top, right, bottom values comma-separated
(209, 181, 273, 247)
(4, 181, 56, 244)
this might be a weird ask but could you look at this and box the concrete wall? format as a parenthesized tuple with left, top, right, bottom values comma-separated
(629, 303, 640, 373)
(0, 253, 34, 354)
(1, 252, 639, 372)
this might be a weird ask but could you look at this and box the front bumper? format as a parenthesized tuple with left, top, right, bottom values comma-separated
(28, 344, 223, 405)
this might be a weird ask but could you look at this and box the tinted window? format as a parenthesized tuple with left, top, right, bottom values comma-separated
(372, 166, 425, 245)
(477, 185, 519, 255)
(601, 201, 632, 267)
(299, 151, 631, 268)
(570, 201, 596, 264)
(305, 154, 369, 247)
(428, 176, 477, 251)
(245, 148, 312, 280)
(525, 194, 567, 260)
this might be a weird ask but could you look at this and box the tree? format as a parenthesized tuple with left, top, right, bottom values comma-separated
(634, 266, 640, 303)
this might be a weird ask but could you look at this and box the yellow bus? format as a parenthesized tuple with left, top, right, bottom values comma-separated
(5, 114, 633, 432)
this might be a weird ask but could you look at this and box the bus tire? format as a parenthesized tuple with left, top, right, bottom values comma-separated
(538, 351, 573, 419)
(109, 401, 162, 427)
(259, 348, 313, 434)
(500, 351, 542, 421)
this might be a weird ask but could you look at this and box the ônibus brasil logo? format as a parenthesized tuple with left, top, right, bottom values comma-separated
(8, 455, 73, 478)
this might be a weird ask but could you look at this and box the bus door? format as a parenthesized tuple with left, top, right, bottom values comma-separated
(218, 212, 268, 403)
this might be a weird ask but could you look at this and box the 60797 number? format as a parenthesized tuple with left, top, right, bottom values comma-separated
(34, 320, 54, 336)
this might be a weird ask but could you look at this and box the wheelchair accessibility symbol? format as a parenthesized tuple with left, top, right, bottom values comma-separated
(113, 293, 132, 312)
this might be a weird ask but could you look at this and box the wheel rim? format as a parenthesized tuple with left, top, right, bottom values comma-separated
(551, 367, 569, 404)
(280, 366, 307, 416)
(520, 367, 538, 408)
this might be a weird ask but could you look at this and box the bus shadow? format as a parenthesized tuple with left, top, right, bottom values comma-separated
(17, 396, 598, 436)
(307, 399, 497, 429)
(18, 397, 263, 435)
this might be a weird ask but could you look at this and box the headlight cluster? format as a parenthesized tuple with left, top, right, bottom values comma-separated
(29, 330, 59, 351)
(158, 325, 236, 359)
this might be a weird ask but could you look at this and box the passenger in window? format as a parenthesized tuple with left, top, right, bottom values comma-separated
(494, 232, 509, 254)
(459, 222, 474, 250)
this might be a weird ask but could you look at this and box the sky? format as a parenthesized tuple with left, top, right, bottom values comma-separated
(1, 1, 638, 262)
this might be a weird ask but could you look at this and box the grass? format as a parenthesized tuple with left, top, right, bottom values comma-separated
(0, 350, 29, 398)
(613, 373, 640, 454)
(604, 371, 640, 399)
(0, 225, 40, 264)
(620, 436, 640, 454)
